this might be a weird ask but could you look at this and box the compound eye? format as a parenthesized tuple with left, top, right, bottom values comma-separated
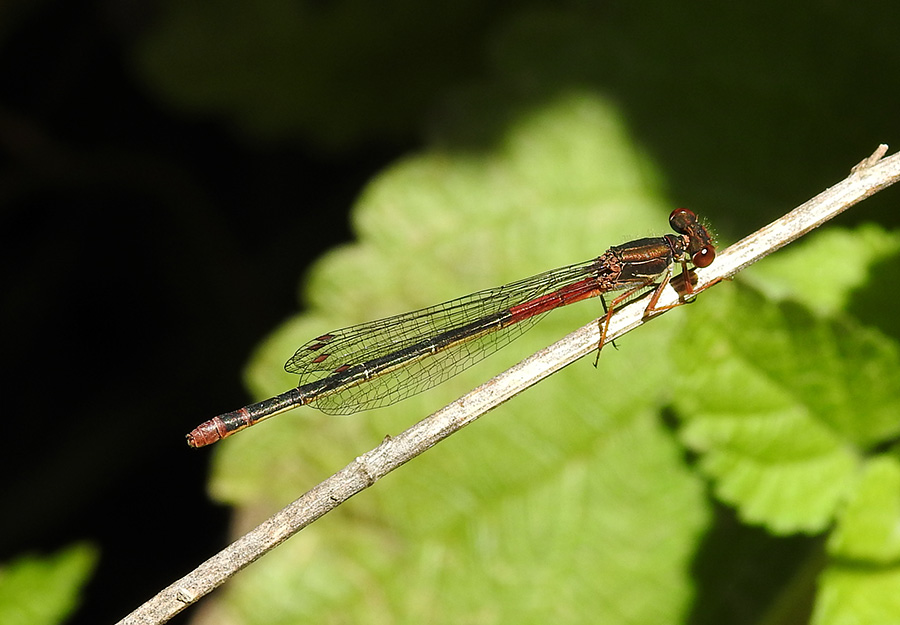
(691, 245, 716, 268)
(669, 208, 695, 233)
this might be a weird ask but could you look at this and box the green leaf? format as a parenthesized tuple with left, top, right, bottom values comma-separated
(828, 456, 900, 564)
(207, 93, 713, 623)
(814, 565, 900, 625)
(0, 544, 98, 625)
(134, 0, 518, 149)
(746, 224, 900, 316)
(672, 281, 900, 534)
(225, 415, 709, 625)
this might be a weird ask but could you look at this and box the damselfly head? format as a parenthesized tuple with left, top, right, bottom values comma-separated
(668, 208, 716, 268)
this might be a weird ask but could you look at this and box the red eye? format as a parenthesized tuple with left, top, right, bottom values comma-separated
(692, 245, 715, 268)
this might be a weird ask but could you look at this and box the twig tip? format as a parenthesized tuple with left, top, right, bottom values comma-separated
(852, 144, 890, 173)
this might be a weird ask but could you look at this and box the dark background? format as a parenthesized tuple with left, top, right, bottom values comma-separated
(2, 1, 899, 624)
(1, 2, 394, 624)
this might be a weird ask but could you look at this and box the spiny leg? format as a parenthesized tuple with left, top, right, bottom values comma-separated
(600, 296, 619, 351)
(593, 277, 658, 366)
(641, 258, 705, 317)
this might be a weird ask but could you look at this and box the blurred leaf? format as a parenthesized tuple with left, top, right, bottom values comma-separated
(225, 414, 708, 625)
(814, 564, 900, 625)
(135, 0, 517, 149)
(670, 225, 900, 625)
(847, 243, 900, 344)
(0, 544, 97, 625)
(828, 456, 900, 564)
(133, 0, 900, 235)
(746, 224, 900, 316)
(672, 279, 900, 534)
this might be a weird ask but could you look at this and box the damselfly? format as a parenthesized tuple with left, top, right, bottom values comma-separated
(187, 209, 715, 447)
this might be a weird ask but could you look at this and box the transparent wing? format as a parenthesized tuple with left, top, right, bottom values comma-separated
(285, 258, 610, 415)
